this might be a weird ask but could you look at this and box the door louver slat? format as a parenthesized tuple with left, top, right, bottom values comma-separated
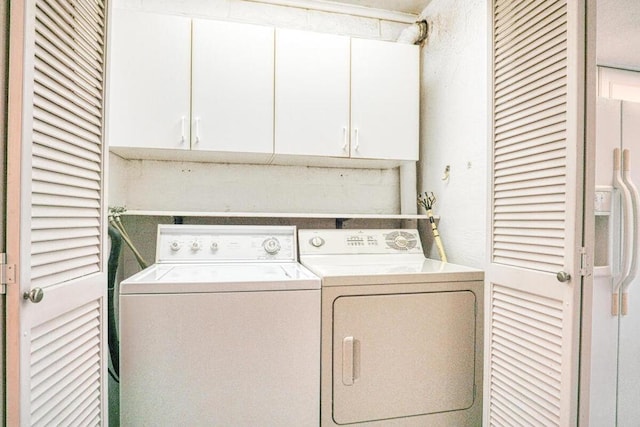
(29, 300, 101, 426)
(35, 86, 101, 129)
(495, 2, 565, 55)
(37, 0, 103, 60)
(34, 120, 101, 154)
(33, 157, 100, 182)
(495, 14, 565, 67)
(495, 139, 565, 162)
(494, 0, 561, 44)
(489, 284, 563, 425)
(35, 56, 101, 108)
(492, 363, 559, 411)
(58, 390, 101, 426)
(31, 227, 99, 242)
(34, 131, 101, 163)
(47, 0, 104, 45)
(33, 179, 100, 199)
(33, 143, 100, 173)
(36, 8, 102, 70)
(32, 237, 100, 255)
(35, 46, 101, 100)
(494, 193, 566, 207)
(493, 345, 560, 382)
(495, 72, 566, 109)
(495, 93, 566, 127)
(495, 37, 565, 88)
(34, 107, 101, 144)
(31, 217, 100, 229)
(31, 257, 101, 288)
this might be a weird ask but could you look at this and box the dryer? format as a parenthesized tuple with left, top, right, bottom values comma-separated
(298, 229, 484, 426)
(119, 225, 320, 426)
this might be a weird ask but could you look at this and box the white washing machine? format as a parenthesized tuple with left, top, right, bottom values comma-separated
(298, 229, 484, 426)
(119, 225, 320, 426)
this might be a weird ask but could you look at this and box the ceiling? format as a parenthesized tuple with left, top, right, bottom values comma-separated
(597, 0, 640, 70)
(324, 0, 431, 16)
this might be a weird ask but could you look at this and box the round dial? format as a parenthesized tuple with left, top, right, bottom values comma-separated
(262, 237, 281, 255)
(310, 236, 325, 248)
(385, 231, 418, 251)
(169, 240, 182, 252)
(394, 235, 409, 249)
(190, 240, 202, 251)
(210, 242, 219, 252)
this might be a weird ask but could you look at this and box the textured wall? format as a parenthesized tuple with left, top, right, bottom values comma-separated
(417, 0, 488, 268)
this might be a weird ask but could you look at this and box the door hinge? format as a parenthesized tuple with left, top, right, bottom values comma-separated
(1, 252, 16, 294)
(579, 247, 590, 277)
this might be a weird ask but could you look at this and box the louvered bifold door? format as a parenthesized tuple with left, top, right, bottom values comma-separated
(486, 0, 587, 426)
(5, 0, 108, 424)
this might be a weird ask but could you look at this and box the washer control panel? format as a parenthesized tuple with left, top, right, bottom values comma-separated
(299, 229, 423, 255)
(156, 225, 296, 263)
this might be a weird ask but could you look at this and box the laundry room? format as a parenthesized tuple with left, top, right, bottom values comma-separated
(6, 0, 640, 425)
(105, 0, 488, 424)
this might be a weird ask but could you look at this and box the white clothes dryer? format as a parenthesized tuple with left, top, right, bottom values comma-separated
(119, 225, 320, 426)
(298, 229, 484, 426)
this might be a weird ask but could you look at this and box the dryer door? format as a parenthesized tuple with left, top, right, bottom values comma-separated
(332, 291, 477, 424)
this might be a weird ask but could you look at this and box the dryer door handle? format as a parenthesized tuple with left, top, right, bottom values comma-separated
(342, 336, 360, 386)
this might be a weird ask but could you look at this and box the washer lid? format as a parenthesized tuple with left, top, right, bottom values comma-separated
(120, 262, 320, 294)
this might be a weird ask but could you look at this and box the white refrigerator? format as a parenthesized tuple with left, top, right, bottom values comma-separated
(587, 96, 640, 426)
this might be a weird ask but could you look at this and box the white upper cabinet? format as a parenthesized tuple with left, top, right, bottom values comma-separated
(275, 32, 419, 162)
(351, 38, 419, 161)
(108, 9, 191, 150)
(192, 20, 274, 154)
(275, 29, 351, 157)
(107, 11, 420, 165)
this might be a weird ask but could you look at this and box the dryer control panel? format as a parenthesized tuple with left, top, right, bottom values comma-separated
(156, 225, 297, 263)
(299, 229, 423, 255)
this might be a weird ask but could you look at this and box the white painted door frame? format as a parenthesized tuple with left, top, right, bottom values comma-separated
(1, 0, 9, 422)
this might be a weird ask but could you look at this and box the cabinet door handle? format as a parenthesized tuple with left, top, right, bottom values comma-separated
(354, 128, 360, 152)
(180, 116, 186, 144)
(342, 126, 348, 152)
(194, 117, 201, 144)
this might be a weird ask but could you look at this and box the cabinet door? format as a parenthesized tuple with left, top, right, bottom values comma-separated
(192, 20, 274, 154)
(108, 10, 191, 149)
(351, 39, 419, 161)
(275, 29, 350, 157)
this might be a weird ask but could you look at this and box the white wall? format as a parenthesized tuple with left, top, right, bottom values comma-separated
(417, 0, 488, 268)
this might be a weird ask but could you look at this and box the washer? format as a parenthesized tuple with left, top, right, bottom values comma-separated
(119, 225, 320, 426)
(298, 229, 484, 426)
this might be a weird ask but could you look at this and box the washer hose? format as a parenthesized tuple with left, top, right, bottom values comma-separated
(108, 224, 123, 378)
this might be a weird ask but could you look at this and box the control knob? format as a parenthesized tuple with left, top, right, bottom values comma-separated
(394, 235, 409, 249)
(210, 242, 219, 252)
(263, 237, 281, 255)
(310, 236, 325, 248)
(191, 240, 202, 251)
(169, 240, 182, 252)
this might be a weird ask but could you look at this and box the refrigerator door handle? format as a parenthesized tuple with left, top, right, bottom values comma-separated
(612, 148, 634, 315)
(621, 149, 639, 315)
